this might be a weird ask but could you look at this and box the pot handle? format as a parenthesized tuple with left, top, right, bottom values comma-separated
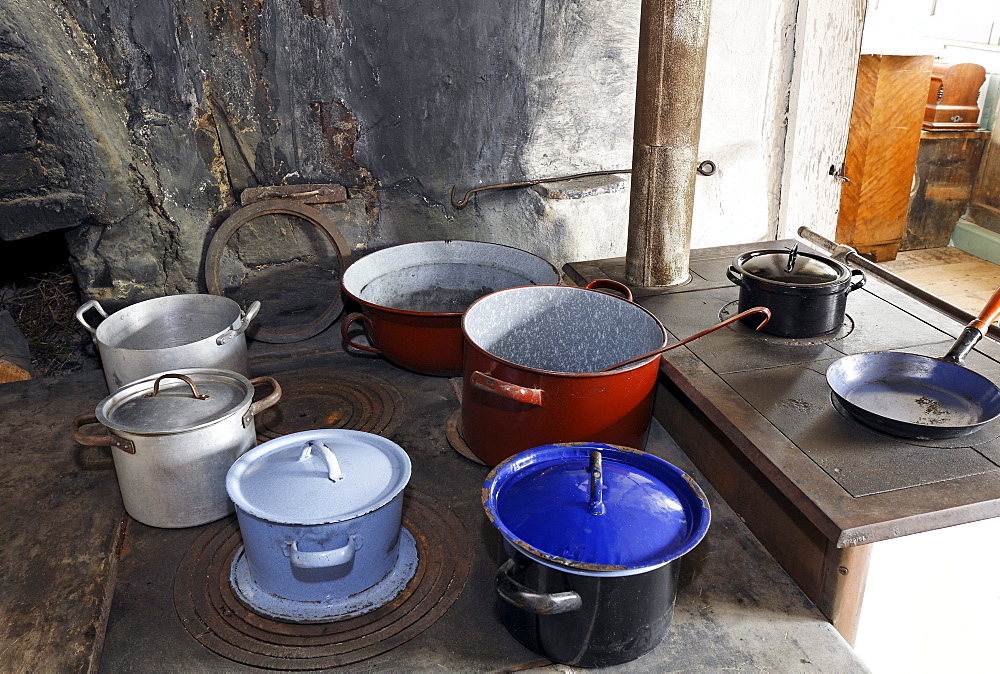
(70, 414, 135, 454)
(299, 442, 344, 482)
(847, 268, 866, 293)
(341, 312, 382, 355)
(287, 537, 357, 570)
(495, 559, 583, 615)
(145, 373, 211, 399)
(244, 376, 282, 427)
(75, 300, 108, 334)
(585, 278, 633, 303)
(470, 371, 543, 406)
(725, 266, 748, 290)
(217, 301, 261, 345)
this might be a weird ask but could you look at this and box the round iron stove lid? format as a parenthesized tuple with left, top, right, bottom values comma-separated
(227, 429, 411, 525)
(483, 443, 711, 574)
(736, 248, 849, 286)
(96, 368, 254, 435)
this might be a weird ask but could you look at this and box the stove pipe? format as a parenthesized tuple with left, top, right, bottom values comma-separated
(625, 0, 712, 288)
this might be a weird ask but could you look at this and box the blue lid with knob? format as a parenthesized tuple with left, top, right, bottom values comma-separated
(482, 443, 711, 574)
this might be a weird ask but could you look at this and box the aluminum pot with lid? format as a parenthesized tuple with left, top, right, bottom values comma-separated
(483, 443, 711, 667)
(75, 294, 260, 391)
(225, 429, 413, 623)
(70, 368, 281, 528)
(726, 245, 866, 337)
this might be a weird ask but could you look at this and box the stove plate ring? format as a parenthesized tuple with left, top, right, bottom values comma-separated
(255, 368, 402, 441)
(720, 301, 854, 345)
(173, 490, 471, 670)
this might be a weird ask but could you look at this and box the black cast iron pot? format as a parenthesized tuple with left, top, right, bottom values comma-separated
(483, 444, 711, 668)
(726, 246, 866, 337)
(495, 544, 680, 668)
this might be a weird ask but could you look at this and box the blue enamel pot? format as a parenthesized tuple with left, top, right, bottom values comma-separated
(483, 443, 711, 667)
(226, 429, 411, 609)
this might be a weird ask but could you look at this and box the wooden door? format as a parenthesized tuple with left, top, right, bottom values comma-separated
(836, 54, 934, 262)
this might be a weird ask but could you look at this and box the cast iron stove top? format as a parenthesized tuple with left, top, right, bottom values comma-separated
(568, 240, 1000, 547)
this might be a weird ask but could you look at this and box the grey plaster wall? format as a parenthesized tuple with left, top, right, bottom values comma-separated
(0, 0, 640, 305)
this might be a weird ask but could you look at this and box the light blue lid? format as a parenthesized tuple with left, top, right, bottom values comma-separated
(227, 429, 411, 525)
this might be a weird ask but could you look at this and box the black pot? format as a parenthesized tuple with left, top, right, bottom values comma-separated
(482, 444, 711, 668)
(496, 544, 680, 668)
(726, 247, 866, 337)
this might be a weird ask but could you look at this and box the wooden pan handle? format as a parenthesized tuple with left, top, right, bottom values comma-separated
(970, 286, 1000, 335)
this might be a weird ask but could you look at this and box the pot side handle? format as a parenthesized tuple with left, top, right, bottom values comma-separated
(287, 537, 356, 570)
(847, 268, 867, 293)
(244, 376, 282, 427)
(75, 300, 108, 334)
(584, 278, 633, 303)
(340, 313, 382, 355)
(495, 559, 582, 615)
(470, 371, 543, 406)
(218, 301, 261, 345)
(725, 266, 748, 290)
(70, 414, 135, 454)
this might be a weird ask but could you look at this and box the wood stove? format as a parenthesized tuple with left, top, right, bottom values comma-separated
(567, 239, 1000, 650)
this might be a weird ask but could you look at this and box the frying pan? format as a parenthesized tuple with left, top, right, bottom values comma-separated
(826, 287, 1000, 440)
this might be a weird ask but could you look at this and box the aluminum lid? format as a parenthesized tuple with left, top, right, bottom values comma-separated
(737, 248, 849, 286)
(96, 369, 254, 435)
(226, 429, 411, 525)
(483, 444, 711, 574)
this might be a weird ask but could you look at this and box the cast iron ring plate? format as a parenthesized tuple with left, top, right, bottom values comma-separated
(205, 199, 353, 344)
(173, 490, 472, 670)
(254, 368, 403, 441)
(719, 300, 854, 345)
(445, 409, 487, 466)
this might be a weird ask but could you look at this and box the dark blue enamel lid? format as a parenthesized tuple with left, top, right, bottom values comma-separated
(483, 443, 711, 573)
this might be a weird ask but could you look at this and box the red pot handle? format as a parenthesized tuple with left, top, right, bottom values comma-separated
(584, 278, 633, 303)
(470, 371, 544, 407)
(340, 312, 382, 354)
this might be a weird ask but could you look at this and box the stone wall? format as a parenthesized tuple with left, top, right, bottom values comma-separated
(0, 0, 641, 307)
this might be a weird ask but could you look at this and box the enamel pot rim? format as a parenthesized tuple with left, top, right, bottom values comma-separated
(462, 284, 668, 377)
(483, 443, 711, 575)
(342, 239, 560, 318)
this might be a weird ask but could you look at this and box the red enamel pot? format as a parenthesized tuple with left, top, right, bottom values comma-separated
(341, 240, 559, 376)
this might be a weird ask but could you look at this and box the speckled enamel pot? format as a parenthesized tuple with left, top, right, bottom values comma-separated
(341, 240, 559, 376)
(461, 284, 667, 466)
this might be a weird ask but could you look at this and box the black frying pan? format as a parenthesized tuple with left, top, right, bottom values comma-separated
(826, 287, 1000, 440)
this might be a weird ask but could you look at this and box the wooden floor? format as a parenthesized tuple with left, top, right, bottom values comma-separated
(881, 247, 1000, 316)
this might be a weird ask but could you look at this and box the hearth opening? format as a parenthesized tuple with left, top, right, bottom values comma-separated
(0, 230, 100, 378)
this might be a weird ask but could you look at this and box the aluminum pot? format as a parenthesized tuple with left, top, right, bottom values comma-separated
(70, 369, 281, 528)
(726, 246, 866, 337)
(461, 280, 666, 466)
(341, 240, 559, 376)
(76, 294, 261, 391)
(226, 429, 411, 622)
(483, 443, 711, 668)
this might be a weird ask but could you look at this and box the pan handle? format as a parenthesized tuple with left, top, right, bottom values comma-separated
(340, 313, 382, 355)
(943, 286, 1000, 364)
(470, 371, 543, 406)
(585, 279, 633, 303)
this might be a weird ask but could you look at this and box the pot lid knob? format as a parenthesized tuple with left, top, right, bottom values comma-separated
(588, 451, 606, 516)
(299, 442, 343, 482)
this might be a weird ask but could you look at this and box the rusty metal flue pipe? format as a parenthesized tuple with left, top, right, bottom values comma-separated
(626, 0, 713, 288)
